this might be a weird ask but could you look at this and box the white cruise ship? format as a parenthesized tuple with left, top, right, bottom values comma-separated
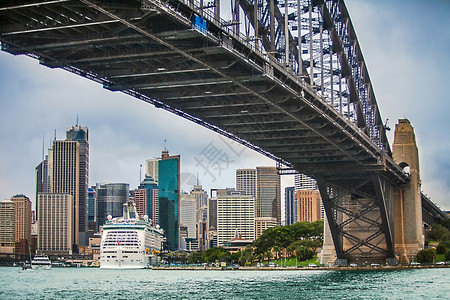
(100, 200, 165, 269)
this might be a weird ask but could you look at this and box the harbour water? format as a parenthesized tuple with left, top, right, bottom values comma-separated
(1, 267, 449, 299)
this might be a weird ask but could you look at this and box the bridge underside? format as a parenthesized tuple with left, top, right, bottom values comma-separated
(0, 0, 408, 263)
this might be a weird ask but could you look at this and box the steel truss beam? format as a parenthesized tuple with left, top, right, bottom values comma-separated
(317, 174, 396, 263)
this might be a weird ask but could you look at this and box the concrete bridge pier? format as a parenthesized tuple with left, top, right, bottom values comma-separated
(392, 119, 424, 263)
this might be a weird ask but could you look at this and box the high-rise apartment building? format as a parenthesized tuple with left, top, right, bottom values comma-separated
(48, 139, 80, 247)
(285, 186, 297, 225)
(37, 193, 73, 255)
(66, 125, 89, 246)
(0, 199, 15, 254)
(158, 150, 180, 251)
(217, 194, 255, 246)
(296, 190, 322, 222)
(96, 183, 129, 229)
(256, 166, 281, 225)
(236, 169, 256, 198)
(11, 195, 32, 254)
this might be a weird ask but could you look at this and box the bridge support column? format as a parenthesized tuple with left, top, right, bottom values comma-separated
(392, 119, 424, 263)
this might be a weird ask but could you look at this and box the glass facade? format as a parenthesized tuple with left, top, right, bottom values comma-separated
(158, 155, 179, 251)
(96, 183, 129, 228)
(285, 186, 297, 225)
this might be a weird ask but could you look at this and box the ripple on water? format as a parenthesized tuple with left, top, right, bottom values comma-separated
(1, 267, 449, 299)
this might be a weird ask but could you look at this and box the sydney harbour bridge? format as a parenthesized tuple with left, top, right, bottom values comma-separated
(0, 0, 446, 265)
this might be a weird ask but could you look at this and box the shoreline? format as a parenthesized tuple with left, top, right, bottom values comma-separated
(152, 265, 450, 271)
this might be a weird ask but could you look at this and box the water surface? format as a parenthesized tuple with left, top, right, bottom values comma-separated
(1, 267, 448, 299)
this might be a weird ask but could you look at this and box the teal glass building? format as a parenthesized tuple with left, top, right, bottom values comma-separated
(158, 150, 180, 251)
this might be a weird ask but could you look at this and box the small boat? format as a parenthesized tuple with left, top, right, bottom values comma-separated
(31, 255, 52, 270)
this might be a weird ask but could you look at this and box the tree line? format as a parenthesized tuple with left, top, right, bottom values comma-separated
(179, 220, 324, 265)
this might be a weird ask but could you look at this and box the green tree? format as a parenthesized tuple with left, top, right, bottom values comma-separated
(429, 224, 450, 241)
(445, 250, 450, 262)
(440, 218, 450, 231)
(436, 244, 447, 255)
(416, 249, 435, 264)
(295, 245, 314, 261)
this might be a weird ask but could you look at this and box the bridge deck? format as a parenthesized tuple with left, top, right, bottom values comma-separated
(0, 0, 406, 185)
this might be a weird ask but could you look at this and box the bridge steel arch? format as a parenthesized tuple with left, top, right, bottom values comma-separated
(0, 0, 409, 264)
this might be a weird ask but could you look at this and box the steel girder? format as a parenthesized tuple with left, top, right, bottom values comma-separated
(316, 173, 396, 263)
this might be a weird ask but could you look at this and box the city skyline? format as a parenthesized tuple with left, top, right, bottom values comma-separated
(1, 0, 450, 212)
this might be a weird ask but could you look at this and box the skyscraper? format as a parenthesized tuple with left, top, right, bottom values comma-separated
(190, 184, 208, 211)
(0, 199, 15, 254)
(87, 186, 97, 236)
(217, 193, 255, 246)
(146, 158, 160, 183)
(296, 190, 322, 222)
(236, 169, 256, 198)
(38, 193, 73, 255)
(158, 149, 180, 251)
(134, 175, 159, 222)
(256, 166, 281, 225)
(48, 139, 80, 247)
(285, 186, 297, 225)
(11, 195, 32, 254)
(96, 183, 129, 229)
(295, 174, 317, 190)
(66, 125, 89, 246)
(180, 193, 196, 239)
(35, 157, 49, 218)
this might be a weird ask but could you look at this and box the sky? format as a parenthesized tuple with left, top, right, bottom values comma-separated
(0, 0, 449, 212)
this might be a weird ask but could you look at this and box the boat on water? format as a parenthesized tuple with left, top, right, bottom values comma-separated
(31, 255, 51, 270)
(100, 200, 165, 269)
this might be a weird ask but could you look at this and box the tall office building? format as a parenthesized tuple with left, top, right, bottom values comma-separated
(217, 193, 255, 246)
(146, 158, 160, 183)
(11, 195, 32, 254)
(190, 184, 208, 211)
(37, 194, 73, 255)
(236, 169, 256, 198)
(0, 199, 15, 254)
(180, 193, 196, 239)
(66, 125, 89, 246)
(285, 186, 297, 225)
(208, 197, 218, 230)
(158, 149, 180, 250)
(295, 174, 317, 190)
(48, 139, 80, 247)
(35, 157, 49, 218)
(256, 166, 281, 225)
(296, 190, 322, 222)
(87, 186, 97, 236)
(134, 175, 158, 222)
(96, 183, 129, 229)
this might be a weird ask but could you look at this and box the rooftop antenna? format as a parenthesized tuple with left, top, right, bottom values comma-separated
(197, 172, 199, 186)
(76, 114, 79, 127)
(164, 138, 167, 151)
(139, 164, 142, 184)
(54, 129, 56, 141)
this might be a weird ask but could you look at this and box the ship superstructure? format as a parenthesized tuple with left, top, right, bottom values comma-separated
(100, 200, 165, 269)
